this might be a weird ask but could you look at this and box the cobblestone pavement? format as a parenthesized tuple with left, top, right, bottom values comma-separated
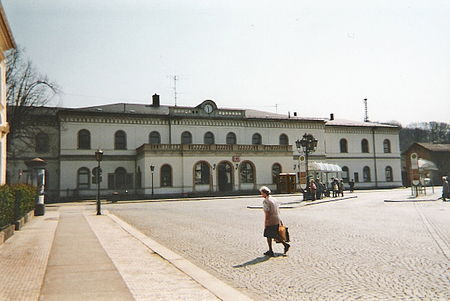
(107, 189, 450, 301)
(0, 210, 58, 301)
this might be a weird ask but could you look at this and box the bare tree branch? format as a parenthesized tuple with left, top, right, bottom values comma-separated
(6, 47, 59, 152)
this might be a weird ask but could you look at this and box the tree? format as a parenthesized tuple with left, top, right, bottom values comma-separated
(6, 48, 59, 151)
(399, 121, 450, 152)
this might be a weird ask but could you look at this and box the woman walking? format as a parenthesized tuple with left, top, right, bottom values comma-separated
(260, 186, 290, 257)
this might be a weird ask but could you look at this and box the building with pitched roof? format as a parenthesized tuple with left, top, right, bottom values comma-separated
(7, 96, 402, 201)
(402, 142, 450, 186)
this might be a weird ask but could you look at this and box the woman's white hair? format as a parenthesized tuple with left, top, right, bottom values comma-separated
(259, 186, 271, 195)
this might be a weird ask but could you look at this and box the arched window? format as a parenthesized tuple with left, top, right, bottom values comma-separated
(339, 138, 348, 153)
(226, 132, 236, 145)
(342, 166, 349, 183)
(149, 131, 161, 144)
(279, 134, 289, 146)
(252, 133, 262, 145)
(240, 161, 255, 183)
(115, 167, 127, 189)
(204, 132, 215, 145)
(161, 164, 172, 187)
(383, 139, 391, 153)
(114, 130, 127, 150)
(385, 166, 393, 182)
(35, 133, 49, 153)
(194, 161, 210, 184)
(361, 139, 369, 153)
(181, 131, 192, 144)
(107, 167, 133, 190)
(363, 166, 371, 182)
(77, 167, 90, 189)
(272, 163, 281, 184)
(78, 129, 91, 149)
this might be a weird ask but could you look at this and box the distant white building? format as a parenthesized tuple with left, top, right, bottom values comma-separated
(0, 4, 15, 185)
(7, 96, 402, 200)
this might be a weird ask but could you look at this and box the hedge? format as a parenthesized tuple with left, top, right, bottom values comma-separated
(0, 184, 37, 229)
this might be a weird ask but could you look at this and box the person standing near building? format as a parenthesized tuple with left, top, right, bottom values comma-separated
(309, 179, 317, 201)
(260, 186, 290, 257)
(442, 176, 449, 201)
(332, 178, 339, 197)
(315, 177, 323, 200)
(339, 179, 345, 197)
(349, 179, 355, 193)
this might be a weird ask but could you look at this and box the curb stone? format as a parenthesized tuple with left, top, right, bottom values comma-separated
(106, 211, 253, 301)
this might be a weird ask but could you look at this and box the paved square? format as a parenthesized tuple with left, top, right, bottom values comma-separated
(107, 189, 450, 301)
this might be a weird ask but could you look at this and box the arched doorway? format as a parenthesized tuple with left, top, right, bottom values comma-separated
(218, 161, 233, 192)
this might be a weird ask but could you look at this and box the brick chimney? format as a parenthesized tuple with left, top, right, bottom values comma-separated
(152, 94, 160, 107)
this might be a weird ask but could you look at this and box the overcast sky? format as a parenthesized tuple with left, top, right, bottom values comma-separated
(3, 0, 450, 126)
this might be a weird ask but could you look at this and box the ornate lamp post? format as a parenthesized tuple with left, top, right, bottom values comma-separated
(95, 149, 104, 215)
(295, 134, 318, 199)
(150, 164, 155, 197)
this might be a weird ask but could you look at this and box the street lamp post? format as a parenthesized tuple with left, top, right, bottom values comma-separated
(295, 134, 318, 199)
(150, 164, 155, 197)
(95, 149, 104, 215)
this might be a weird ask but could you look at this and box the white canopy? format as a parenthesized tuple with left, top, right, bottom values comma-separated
(418, 158, 438, 171)
(308, 161, 342, 172)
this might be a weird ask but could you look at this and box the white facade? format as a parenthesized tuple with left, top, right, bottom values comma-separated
(0, 5, 15, 185)
(7, 99, 402, 200)
(324, 121, 402, 188)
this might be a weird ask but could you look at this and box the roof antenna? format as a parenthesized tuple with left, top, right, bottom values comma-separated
(173, 75, 178, 107)
(363, 98, 369, 122)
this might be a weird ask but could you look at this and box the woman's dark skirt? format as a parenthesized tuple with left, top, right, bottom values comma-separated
(263, 224, 279, 238)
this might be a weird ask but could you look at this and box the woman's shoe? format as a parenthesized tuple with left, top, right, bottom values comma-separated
(264, 250, 274, 257)
(284, 244, 290, 254)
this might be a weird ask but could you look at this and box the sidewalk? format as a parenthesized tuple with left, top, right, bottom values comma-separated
(0, 206, 251, 301)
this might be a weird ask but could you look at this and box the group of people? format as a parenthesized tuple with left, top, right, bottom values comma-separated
(306, 177, 354, 200)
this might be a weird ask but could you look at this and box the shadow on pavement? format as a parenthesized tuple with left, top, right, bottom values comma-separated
(233, 255, 277, 268)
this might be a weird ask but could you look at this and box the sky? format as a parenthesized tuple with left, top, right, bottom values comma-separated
(3, 0, 450, 126)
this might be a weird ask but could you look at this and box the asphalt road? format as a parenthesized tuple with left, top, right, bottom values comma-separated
(106, 188, 450, 301)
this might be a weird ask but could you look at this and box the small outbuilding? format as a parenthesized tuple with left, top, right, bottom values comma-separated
(402, 143, 450, 186)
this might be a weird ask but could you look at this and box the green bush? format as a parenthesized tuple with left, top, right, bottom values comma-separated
(0, 184, 37, 229)
(0, 185, 14, 229)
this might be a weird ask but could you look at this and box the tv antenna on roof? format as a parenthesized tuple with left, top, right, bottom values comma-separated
(363, 98, 369, 122)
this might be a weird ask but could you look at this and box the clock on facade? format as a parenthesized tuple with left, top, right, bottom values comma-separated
(204, 103, 214, 114)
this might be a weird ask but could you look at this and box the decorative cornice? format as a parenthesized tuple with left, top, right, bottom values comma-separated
(59, 112, 324, 129)
(325, 155, 401, 160)
(60, 154, 136, 161)
(171, 118, 324, 129)
(137, 144, 293, 156)
(59, 115, 169, 126)
(326, 127, 399, 135)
